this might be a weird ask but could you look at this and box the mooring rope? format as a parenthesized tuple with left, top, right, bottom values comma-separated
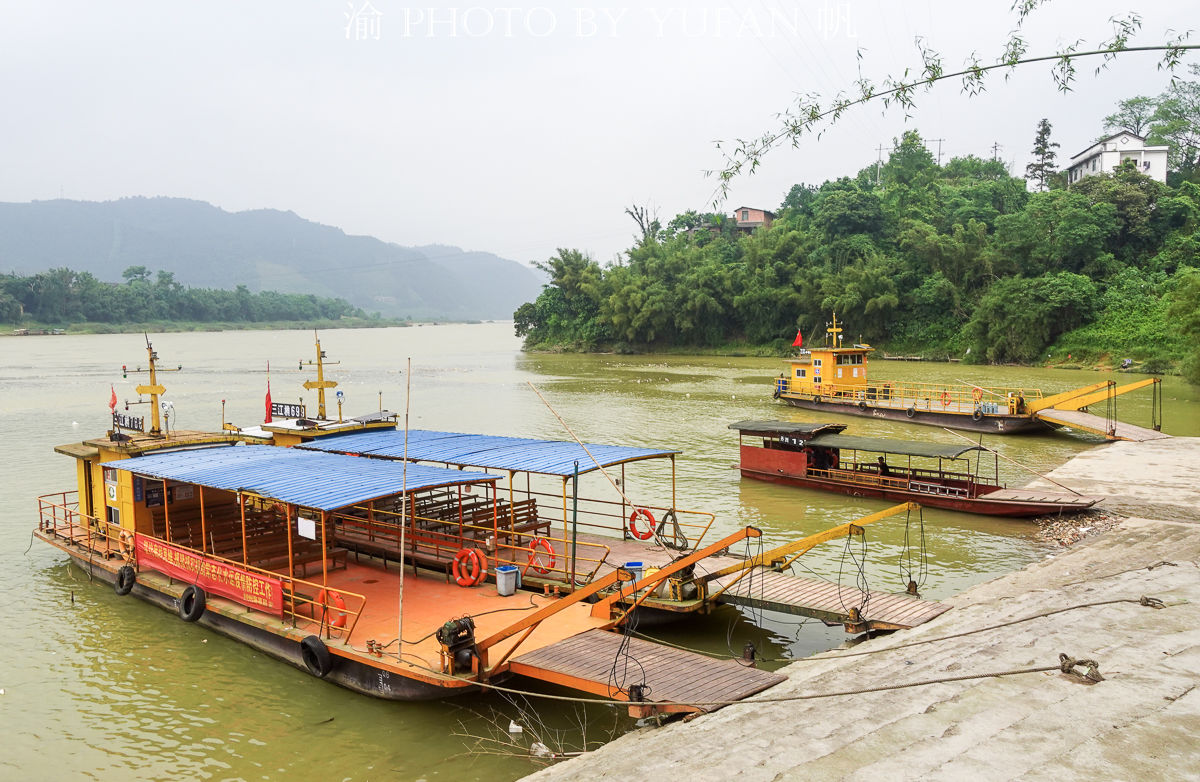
(631, 594, 1167, 663)
(472, 652, 1101, 709)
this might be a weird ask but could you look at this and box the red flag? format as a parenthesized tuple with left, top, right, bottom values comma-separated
(264, 379, 273, 423)
(792, 329, 803, 347)
(109, 385, 118, 413)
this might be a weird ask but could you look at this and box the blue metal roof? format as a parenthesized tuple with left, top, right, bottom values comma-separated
(102, 445, 498, 511)
(296, 429, 679, 476)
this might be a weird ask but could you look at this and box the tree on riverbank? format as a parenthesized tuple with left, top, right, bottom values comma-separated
(0, 267, 376, 326)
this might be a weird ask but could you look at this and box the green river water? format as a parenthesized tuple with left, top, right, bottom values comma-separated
(2, 323, 1197, 781)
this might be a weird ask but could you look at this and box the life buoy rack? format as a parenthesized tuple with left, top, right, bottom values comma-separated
(317, 589, 348, 627)
(941, 391, 952, 407)
(178, 585, 206, 622)
(119, 530, 136, 557)
(115, 565, 136, 596)
(628, 508, 656, 540)
(452, 548, 487, 588)
(972, 387, 984, 403)
(526, 537, 557, 575)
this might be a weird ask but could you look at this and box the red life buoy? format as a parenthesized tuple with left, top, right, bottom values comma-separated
(118, 530, 136, 557)
(452, 548, 487, 587)
(941, 391, 952, 407)
(972, 387, 983, 402)
(526, 537, 557, 575)
(628, 508, 655, 540)
(316, 589, 347, 628)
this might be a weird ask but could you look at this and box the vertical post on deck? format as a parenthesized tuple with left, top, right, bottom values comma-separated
(570, 461, 579, 586)
(240, 493, 248, 565)
(198, 485, 207, 554)
(670, 455, 676, 511)
(397, 356, 411, 662)
(320, 510, 329, 639)
(162, 479, 171, 543)
(285, 503, 294, 581)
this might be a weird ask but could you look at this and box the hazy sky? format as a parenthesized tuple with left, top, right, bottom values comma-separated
(1, 1, 1193, 267)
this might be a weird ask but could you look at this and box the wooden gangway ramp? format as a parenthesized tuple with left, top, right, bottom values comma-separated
(711, 569, 951, 632)
(983, 487, 1102, 509)
(1035, 408, 1170, 442)
(508, 629, 786, 714)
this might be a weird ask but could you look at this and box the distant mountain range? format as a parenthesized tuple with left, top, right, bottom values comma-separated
(0, 197, 545, 320)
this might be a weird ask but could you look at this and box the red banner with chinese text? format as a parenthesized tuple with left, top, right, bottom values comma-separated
(135, 535, 284, 617)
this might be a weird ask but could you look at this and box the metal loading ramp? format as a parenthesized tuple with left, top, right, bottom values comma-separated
(711, 569, 951, 632)
(507, 629, 786, 713)
(1035, 408, 1171, 442)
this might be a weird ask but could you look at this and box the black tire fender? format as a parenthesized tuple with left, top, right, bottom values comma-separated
(972, 407, 984, 422)
(115, 565, 136, 596)
(906, 406, 915, 419)
(301, 635, 333, 678)
(178, 585, 206, 622)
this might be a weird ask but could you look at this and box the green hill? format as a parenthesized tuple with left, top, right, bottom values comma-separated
(0, 197, 543, 320)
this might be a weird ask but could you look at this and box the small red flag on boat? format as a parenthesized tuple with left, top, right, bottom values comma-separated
(792, 329, 803, 347)
(109, 385, 117, 413)
(264, 379, 272, 423)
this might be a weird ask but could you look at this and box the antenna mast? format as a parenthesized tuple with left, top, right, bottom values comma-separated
(300, 331, 339, 419)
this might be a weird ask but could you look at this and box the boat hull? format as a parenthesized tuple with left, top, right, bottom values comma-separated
(42, 533, 476, 701)
(739, 468, 1091, 517)
(777, 395, 1048, 435)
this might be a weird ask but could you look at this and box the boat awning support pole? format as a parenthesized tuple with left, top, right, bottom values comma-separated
(163, 478, 171, 543)
(239, 492, 247, 566)
(570, 461, 579, 586)
(198, 485, 207, 555)
(398, 356, 411, 661)
(320, 510, 329, 639)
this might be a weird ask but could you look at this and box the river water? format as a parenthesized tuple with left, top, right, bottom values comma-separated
(2, 323, 1196, 780)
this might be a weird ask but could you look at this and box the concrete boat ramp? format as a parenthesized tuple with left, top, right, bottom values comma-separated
(526, 437, 1200, 781)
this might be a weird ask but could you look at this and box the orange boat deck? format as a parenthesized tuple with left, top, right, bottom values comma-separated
(288, 559, 609, 675)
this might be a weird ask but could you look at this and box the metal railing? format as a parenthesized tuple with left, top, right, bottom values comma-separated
(37, 491, 367, 642)
(780, 378, 1044, 412)
(330, 507, 613, 584)
(805, 465, 977, 499)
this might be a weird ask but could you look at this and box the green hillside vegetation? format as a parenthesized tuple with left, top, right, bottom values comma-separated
(515, 130, 1200, 382)
(0, 266, 397, 332)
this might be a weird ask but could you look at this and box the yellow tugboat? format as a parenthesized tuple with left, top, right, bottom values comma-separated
(773, 315, 1167, 441)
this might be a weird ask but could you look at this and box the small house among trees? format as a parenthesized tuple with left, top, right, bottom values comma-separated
(733, 206, 775, 233)
(1065, 132, 1168, 184)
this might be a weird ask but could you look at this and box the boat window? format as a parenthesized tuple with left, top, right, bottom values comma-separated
(795, 368, 806, 378)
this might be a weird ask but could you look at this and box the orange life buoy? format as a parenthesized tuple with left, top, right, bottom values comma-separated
(452, 548, 487, 587)
(527, 537, 557, 575)
(119, 530, 136, 556)
(972, 387, 983, 402)
(941, 391, 952, 407)
(628, 508, 655, 541)
(316, 589, 347, 628)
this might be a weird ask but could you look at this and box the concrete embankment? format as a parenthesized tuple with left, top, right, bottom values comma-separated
(526, 437, 1200, 781)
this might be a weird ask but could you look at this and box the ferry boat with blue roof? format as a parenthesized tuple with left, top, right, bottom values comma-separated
(34, 337, 794, 714)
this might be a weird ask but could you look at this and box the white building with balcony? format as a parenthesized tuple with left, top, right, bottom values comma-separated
(1065, 131, 1168, 185)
